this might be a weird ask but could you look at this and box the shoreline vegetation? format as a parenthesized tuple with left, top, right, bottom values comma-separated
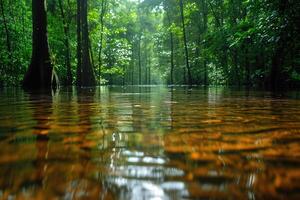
(0, 0, 299, 90)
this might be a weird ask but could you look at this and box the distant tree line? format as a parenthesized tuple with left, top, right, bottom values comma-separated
(0, 0, 299, 89)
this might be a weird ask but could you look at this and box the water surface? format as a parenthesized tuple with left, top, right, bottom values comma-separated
(1, 86, 300, 199)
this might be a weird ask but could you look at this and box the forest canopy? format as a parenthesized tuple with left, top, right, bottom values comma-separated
(0, 0, 299, 89)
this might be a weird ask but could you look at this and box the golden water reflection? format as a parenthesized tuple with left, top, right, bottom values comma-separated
(0, 86, 300, 199)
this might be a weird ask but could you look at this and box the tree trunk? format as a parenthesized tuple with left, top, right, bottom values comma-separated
(270, 0, 289, 90)
(23, 0, 54, 89)
(179, 0, 192, 86)
(80, 0, 96, 86)
(271, 36, 286, 90)
(58, 0, 72, 85)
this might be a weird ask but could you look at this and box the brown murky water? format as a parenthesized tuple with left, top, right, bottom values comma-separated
(1, 86, 300, 199)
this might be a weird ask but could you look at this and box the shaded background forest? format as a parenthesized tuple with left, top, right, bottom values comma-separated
(0, 0, 299, 88)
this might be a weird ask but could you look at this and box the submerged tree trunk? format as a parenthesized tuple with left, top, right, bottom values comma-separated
(58, 0, 72, 85)
(76, 0, 96, 87)
(179, 0, 192, 86)
(23, 0, 54, 89)
(271, 35, 286, 90)
(270, 0, 289, 90)
(81, 0, 96, 86)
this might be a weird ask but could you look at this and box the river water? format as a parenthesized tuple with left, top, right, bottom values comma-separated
(0, 86, 300, 199)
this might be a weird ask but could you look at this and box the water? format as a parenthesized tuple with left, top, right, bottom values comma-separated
(1, 86, 300, 199)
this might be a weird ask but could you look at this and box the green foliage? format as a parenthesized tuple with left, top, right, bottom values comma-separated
(0, 0, 299, 88)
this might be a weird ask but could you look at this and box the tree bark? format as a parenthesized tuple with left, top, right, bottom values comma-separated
(76, 0, 95, 87)
(23, 0, 54, 89)
(270, 0, 289, 90)
(81, 0, 96, 86)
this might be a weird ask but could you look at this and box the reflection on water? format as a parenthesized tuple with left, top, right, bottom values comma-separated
(1, 86, 300, 199)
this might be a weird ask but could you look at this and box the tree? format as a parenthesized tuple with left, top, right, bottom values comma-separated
(23, 0, 55, 89)
(179, 0, 192, 85)
(1, 0, 299, 88)
(77, 0, 96, 87)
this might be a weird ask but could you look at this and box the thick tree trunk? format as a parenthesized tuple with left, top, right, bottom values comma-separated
(271, 37, 286, 90)
(270, 0, 289, 90)
(76, 0, 95, 87)
(23, 0, 54, 89)
(81, 0, 96, 86)
(179, 0, 192, 86)
(58, 0, 72, 85)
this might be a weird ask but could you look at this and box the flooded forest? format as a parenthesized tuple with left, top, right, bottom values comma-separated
(0, 0, 300, 199)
